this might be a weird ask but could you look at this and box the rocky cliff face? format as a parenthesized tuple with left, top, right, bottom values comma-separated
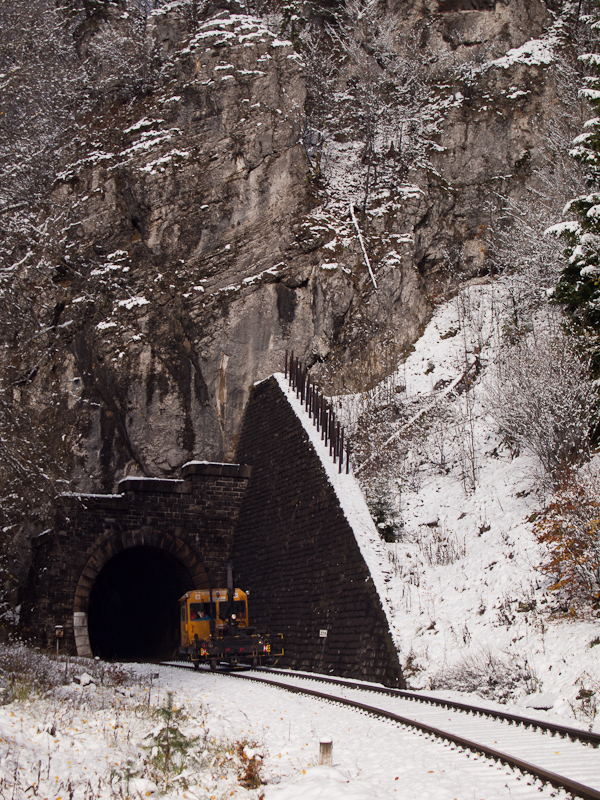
(48, 10, 312, 482)
(1, 0, 569, 496)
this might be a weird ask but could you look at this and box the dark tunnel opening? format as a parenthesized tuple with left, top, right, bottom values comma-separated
(88, 546, 194, 661)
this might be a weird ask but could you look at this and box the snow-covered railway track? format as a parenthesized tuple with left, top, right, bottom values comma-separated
(259, 667, 600, 746)
(159, 662, 600, 799)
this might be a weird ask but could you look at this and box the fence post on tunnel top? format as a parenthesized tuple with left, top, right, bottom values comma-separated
(281, 354, 352, 475)
(319, 738, 333, 766)
(329, 413, 334, 457)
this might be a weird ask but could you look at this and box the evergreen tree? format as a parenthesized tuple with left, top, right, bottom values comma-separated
(551, 6, 600, 372)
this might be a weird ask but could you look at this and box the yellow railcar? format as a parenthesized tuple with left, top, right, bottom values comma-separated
(179, 588, 283, 670)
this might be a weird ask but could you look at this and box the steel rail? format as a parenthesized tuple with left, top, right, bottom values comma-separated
(158, 661, 600, 800)
(254, 667, 600, 747)
(227, 671, 600, 800)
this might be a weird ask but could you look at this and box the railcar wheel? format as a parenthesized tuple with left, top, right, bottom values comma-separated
(209, 659, 217, 672)
(193, 661, 200, 671)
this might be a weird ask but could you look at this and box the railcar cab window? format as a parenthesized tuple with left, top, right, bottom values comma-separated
(216, 600, 248, 624)
(190, 602, 211, 621)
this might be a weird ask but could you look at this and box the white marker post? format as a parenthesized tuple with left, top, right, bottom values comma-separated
(55, 625, 64, 655)
(349, 203, 377, 290)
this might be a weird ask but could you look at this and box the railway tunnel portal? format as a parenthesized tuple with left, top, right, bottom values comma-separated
(24, 375, 404, 685)
(24, 462, 251, 660)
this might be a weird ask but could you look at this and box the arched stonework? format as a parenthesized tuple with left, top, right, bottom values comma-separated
(24, 463, 249, 655)
(72, 531, 210, 657)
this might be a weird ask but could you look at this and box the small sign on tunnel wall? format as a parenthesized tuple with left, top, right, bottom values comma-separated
(319, 629, 328, 638)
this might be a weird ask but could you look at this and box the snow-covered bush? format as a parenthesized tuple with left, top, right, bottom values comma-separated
(485, 325, 597, 485)
(298, 0, 452, 212)
(570, 672, 599, 727)
(432, 648, 539, 704)
(0, 642, 140, 704)
(534, 475, 600, 607)
(236, 740, 264, 789)
(415, 524, 466, 567)
(0, 642, 68, 702)
(368, 482, 402, 542)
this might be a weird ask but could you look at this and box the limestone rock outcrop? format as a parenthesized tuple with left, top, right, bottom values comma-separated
(2, 0, 565, 495)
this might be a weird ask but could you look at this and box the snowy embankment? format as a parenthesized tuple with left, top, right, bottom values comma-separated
(0, 657, 579, 800)
(339, 276, 600, 731)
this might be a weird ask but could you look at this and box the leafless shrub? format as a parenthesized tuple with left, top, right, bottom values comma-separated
(485, 322, 597, 486)
(0, 642, 140, 704)
(570, 673, 599, 728)
(432, 648, 539, 703)
(415, 524, 466, 567)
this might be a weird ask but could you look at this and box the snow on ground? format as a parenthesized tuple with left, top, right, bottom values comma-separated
(2, 280, 599, 798)
(0, 661, 577, 800)
(336, 276, 600, 731)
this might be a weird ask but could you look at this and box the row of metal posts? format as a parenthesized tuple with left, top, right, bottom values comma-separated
(284, 351, 351, 474)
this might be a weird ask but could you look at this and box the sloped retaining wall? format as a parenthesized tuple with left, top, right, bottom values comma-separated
(234, 375, 404, 687)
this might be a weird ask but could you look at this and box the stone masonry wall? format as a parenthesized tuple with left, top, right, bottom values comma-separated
(23, 463, 250, 655)
(234, 377, 404, 688)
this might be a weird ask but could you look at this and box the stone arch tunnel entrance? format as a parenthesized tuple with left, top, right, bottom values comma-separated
(87, 546, 193, 661)
(26, 463, 251, 659)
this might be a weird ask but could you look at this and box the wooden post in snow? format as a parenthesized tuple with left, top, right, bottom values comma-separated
(319, 738, 333, 766)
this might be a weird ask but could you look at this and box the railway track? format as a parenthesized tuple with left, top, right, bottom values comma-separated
(159, 661, 600, 799)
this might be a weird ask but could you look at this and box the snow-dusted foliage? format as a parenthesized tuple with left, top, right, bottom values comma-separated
(0, 1, 86, 205)
(0, 1, 156, 208)
(431, 647, 539, 704)
(0, 642, 141, 702)
(0, 646, 269, 799)
(489, 56, 586, 312)
(4, 647, 596, 800)
(299, 0, 448, 212)
(486, 324, 597, 485)
(549, 0, 600, 372)
(0, 247, 73, 617)
(339, 268, 600, 715)
(534, 473, 600, 605)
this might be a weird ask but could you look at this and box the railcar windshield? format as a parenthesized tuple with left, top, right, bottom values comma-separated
(215, 600, 247, 623)
(189, 602, 212, 621)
